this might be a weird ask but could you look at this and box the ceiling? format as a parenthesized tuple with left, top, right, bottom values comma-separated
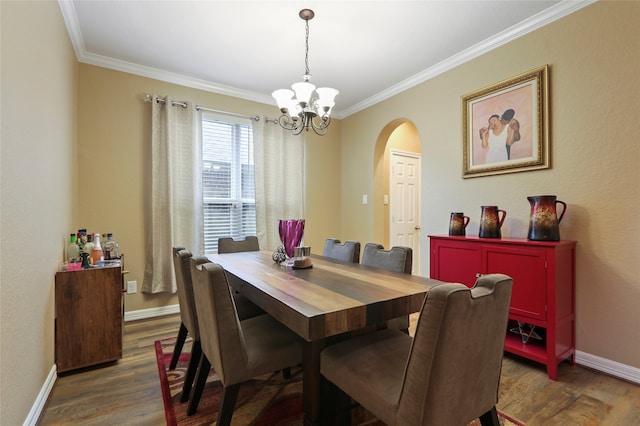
(59, 1, 592, 118)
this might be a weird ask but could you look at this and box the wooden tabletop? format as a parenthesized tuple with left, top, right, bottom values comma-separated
(207, 251, 441, 341)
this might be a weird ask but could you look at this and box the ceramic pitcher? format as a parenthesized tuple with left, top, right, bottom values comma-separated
(527, 195, 566, 241)
(449, 212, 470, 236)
(478, 206, 506, 238)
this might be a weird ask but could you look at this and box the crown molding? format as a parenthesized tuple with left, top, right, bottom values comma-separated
(59, 0, 596, 119)
(338, 0, 597, 118)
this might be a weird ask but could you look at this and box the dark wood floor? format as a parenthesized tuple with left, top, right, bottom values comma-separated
(38, 314, 639, 425)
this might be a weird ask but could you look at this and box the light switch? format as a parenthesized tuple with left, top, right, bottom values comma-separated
(384, 195, 389, 205)
(362, 194, 368, 204)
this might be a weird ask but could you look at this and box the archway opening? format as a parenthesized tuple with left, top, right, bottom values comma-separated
(372, 119, 422, 271)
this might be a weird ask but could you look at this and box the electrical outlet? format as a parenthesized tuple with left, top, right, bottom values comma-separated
(127, 280, 137, 294)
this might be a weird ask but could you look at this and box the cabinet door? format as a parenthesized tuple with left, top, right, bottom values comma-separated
(483, 246, 547, 321)
(55, 267, 123, 372)
(430, 239, 481, 287)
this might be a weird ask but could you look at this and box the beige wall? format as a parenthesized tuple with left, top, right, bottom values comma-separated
(0, 1, 78, 424)
(76, 65, 342, 312)
(339, 1, 640, 368)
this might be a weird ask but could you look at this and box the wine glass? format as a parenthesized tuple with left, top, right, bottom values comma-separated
(278, 219, 305, 260)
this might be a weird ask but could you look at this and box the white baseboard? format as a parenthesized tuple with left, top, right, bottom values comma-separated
(575, 350, 640, 384)
(23, 365, 57, 426)
(26, 306, 180, 425)
(124, 304, 180, 322)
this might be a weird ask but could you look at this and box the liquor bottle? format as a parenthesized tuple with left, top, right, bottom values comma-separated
(76, 231, 84, 254)
(104, 233, 120, 260)
(67, 234, 79, 263)
(83, 233, 94, 256)
(91, 233, 104, 265)
(78, 229, 88, 248)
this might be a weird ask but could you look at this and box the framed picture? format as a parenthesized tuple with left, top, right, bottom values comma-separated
(462, 65, 549, 178)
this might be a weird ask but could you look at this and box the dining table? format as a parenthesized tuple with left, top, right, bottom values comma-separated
(206, 250, 443, 425)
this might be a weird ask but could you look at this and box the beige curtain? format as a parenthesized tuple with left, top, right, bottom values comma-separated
(253, 118, 306, 252)
(142, 96, 201, 293)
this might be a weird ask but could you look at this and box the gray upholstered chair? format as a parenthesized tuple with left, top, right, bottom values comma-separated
(188, 260, 304, 422)
(321, 274, 513, 426)
(217, 236, 264, 320)
(170, 247, 210, 403)
(322, 238, 361, 263)
(361, 243, 413, 332)
(218, 236, 260, 253)
(361, 242, 412, 274)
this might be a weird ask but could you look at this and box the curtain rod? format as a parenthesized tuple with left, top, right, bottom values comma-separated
(195, 105, 260, 122)
(144, 93, 262, 122)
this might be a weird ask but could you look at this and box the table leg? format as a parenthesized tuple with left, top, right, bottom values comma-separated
(303, 339, 327, 426)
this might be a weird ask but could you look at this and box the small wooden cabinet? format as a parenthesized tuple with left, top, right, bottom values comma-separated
(55, 266, 124, 373)
(429, 235, 576, 380)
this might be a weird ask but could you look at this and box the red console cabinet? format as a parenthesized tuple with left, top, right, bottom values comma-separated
(429, 235, 576, 380)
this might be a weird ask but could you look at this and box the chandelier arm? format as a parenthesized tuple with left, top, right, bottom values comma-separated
(309, 114, 330, 136)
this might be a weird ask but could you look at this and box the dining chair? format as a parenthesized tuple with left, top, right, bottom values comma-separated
(361, 242, 412, 274)
(170, 247, 210, 403)
(217, 236, 265, 320)
(320, 274, 513, 426)
(218, 236, 260, 253)
(322, 238, 361, 263)
(361, 243, 413, 332)
(188, 259, 304, 422)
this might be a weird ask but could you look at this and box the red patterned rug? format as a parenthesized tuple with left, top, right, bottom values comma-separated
(155, 337, 524, 425)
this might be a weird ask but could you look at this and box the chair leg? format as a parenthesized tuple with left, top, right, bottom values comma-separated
(180, 339, 202, 403)
(169, 322, 188, 370)
(187, 355, 211, 416)
(479, 406, 500, 426)
(217, 383, 240, 426)
(321, 376, 352, 425)
(282, 367, 291, 380)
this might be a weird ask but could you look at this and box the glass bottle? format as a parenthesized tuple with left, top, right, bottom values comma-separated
(83, 233, 94, 256)
(67, 234, 79, 263)
(104, 233, 120, 260)
(91, 233, 104, 265)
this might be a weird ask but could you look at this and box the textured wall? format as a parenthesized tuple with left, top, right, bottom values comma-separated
(339, 1, 640, 368)
(0, 1, 78, 424)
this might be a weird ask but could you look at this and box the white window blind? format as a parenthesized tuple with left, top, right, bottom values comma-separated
(201, 113, 256, 253)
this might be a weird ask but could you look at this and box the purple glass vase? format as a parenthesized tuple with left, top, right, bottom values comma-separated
(278, 219, 305, 258)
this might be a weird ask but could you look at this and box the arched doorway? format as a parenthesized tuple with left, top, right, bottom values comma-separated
(373, 119, 422, 275)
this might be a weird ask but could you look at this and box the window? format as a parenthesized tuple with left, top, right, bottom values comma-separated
(201, 113, 256, 253)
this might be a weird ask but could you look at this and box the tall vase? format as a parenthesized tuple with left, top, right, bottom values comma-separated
(278, 219, 305, 258)
(527, 195, 566, 241)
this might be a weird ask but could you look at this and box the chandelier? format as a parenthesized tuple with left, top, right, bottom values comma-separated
(272, 9, 339, 136)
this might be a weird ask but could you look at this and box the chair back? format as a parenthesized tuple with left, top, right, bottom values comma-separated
(397, 274, 513, 425)
(361, 243, 412, 274)
(322, 238, 361, 263)
(190, 259, 248, 385)
(218, 236, 260, 253)
(172, 247, 209, 340)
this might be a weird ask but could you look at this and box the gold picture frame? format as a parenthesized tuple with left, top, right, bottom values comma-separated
(462, 65, 549, 178)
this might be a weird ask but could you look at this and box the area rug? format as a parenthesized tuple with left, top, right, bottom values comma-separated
(155, 337, 524, 425)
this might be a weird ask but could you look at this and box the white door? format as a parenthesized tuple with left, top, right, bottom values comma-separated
(390, 150, 421, 275)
